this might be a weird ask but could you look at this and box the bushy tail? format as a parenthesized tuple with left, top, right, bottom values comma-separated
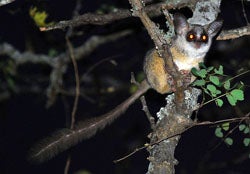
(28, 80, 150, 163)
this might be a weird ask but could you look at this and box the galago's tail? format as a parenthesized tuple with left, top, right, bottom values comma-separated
(28, 80, 150, 163)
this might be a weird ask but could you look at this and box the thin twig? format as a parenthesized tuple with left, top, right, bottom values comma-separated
(64, 36, 80, 174)
(130, 72, 155, 129)
(113, 146, 146, 163)
(64, 3, 82, 170)
(66, 37, 80, 129)
(81, 55, 119, 82)
(64, 158, 71, 174)
(162, 6, 174, 27)
(226, 69, 250, 82)
(140, 96, 155, 130)
(241, 0, 249, 25)
(59, 88, 95, 103)
(40, 2, 165, 31)
(114, 113, 250, 163)
(211, 119, 244, 151)
(130, 72, 140, 86)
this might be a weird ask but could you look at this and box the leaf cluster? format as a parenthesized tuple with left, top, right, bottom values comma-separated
(215, 123, 250, 150)
(191, 63, 245, 107)
(192, 63, 250, 157)
(29, 7, 54, 27)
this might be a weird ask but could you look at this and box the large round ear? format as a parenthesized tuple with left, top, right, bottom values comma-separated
(207, 20, 223, 38)
(173, 13, 189, 35)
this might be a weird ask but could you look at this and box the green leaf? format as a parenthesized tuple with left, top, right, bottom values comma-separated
(230, 89, 244, 101)
(207, 84, 217, 93)
(214, 65, 224, 75)
(204, 88, 210, 96)
(209, 75, 220, 86)
(244, 127, 250, 134)
(239, 124, 246, 131)
(243, 138, 250, 147)
(191, 67, 199, 76)
(199, 62, 207, 69)
(226, 93, 237, 106)
(192, 68, 207, 78)
(226, 89, 244, 106)
(215, 127, 223, 138)
(223, 80, 230, 90)
(135, 72, 145, 82)
(207, 84, 221, 97)
(197, 69, 207, 78)
(29, 7, 53, 27)
(222, 122, 230, 131)
(215, 99, 223, 107)
(192, 79, 206, 86)
(224, 137, 233, 146)
(129, 84, 138, 94)
(215, 89, 221, 95)
(207, 66, 214, 72)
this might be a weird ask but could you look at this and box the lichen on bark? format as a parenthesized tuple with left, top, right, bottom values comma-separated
(147, 88, 201, 174)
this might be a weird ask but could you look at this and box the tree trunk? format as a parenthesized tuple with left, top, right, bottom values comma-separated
(147, 88, 200, 174)
(145, 0, 222, 173)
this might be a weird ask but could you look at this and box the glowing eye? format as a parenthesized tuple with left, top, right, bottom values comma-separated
(187, 33, 195, 42)
(189, 34, 194, 39)
(201, 35, 207, 41)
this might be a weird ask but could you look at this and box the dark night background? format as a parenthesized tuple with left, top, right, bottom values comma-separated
(0, 0, 250, 174)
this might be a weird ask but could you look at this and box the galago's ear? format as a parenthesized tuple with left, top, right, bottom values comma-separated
(207, 20, 223, 38)
(173, 13, 189, 35)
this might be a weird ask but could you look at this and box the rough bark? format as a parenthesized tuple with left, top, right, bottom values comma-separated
(145, 0, 222, 173)
(147, 89, 200, 174)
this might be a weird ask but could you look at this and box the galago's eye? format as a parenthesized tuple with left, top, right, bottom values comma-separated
(187, 33, 195, 42)
(201, 34, 208, 42)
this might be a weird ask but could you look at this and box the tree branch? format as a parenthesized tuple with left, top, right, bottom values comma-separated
(217, 25, 250, 40)
(114, 113, 250, 163)
(0, 30, 132, 106)
(39, 1, 193, 32)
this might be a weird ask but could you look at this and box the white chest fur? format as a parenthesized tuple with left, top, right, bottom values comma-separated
(174, 57, 203, 70)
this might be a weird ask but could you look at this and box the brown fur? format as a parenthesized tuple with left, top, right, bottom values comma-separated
(144, 47, 202, 94)
(144, 50, 172, 94)
(170, 46, 202, 70)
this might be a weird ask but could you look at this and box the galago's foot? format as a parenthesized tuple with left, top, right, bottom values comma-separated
(168, 75, 176, 92)
(180, 70, 191, 88)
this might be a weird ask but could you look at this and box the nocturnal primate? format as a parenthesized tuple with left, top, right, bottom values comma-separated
(29, 14, 222, 163)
